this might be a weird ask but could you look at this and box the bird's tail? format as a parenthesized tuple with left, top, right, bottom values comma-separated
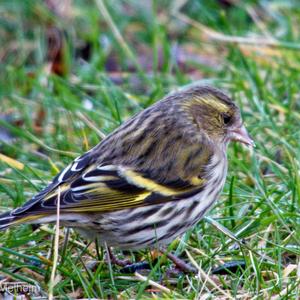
(0, 211, 41, 230)
(0, 211, 18, 230)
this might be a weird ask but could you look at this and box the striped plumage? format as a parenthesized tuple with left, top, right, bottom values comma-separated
(0, 85, 253, 250)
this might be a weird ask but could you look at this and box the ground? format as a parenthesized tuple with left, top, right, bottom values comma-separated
(0, 0, 299, 299)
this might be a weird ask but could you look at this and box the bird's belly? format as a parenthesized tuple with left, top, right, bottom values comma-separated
(88, 183, 225, 249)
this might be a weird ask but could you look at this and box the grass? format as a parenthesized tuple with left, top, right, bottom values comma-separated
(0, 0, 299, 298)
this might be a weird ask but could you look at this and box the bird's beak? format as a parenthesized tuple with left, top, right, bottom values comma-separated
(229, 124, 255, 147)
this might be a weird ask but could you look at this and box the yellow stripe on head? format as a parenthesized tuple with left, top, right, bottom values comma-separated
(194, 95, 229, 112)
(180, 95, 230, 118)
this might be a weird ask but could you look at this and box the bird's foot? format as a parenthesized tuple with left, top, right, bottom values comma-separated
(120, 261, 151, 273)
(107, 247, 131, 267)
(162, 250, 197, 274)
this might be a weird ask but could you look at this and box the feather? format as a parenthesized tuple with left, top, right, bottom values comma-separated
(3, 86, 237, 227)
(10, 161, 210, 217)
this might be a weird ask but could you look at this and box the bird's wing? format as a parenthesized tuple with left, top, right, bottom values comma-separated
(11, 119, 214, 217)
(11, 160, 208, 217)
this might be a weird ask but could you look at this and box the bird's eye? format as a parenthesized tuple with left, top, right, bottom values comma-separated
(222, 113, 232, 125)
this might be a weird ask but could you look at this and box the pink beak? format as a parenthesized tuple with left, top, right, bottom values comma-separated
(229, 125, 255, 147)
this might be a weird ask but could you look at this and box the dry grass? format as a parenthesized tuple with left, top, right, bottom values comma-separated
(0, 0, 299, 298)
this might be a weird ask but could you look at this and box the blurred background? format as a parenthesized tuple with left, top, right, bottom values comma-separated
(0, 0, 299, 298)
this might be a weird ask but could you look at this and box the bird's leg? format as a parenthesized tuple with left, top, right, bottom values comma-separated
(160, 249, 197, 274)
(107, 247, 131, 267)
(105, 247, 197, 273)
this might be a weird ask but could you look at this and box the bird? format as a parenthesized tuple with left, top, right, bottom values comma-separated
(0, 85, 253, 254)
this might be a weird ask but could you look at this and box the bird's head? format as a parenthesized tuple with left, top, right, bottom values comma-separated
(176, 86, 254, 149)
